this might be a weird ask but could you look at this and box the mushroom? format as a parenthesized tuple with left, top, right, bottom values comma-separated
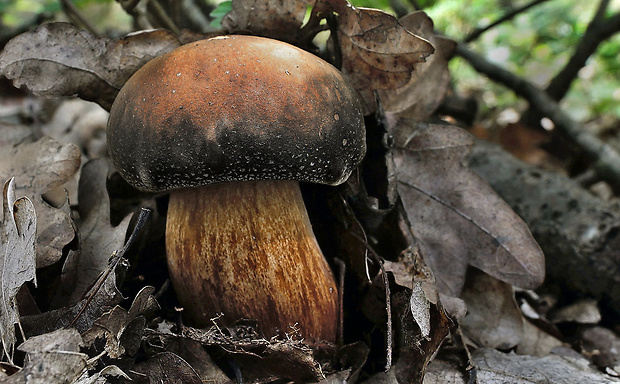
(107, 35, 365, 341)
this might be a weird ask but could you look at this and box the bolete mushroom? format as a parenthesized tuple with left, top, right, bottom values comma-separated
(107, 35, 365, 342)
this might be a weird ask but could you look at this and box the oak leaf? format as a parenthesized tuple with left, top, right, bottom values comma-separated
(391, 122, 545, 297)
(0, 179, 36, 362)
(0, 134, 80, 267)
(0, 22, 181, 110)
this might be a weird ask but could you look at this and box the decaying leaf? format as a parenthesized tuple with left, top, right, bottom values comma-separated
(147, 322, 326, 382)
(65, 158, 132, 303)
(131, 352, 203, 384)
(0, 179, 36, 362)
(222, 0, 311, 44)
(327, 3, 435, 111)
(0, 135, 80, 267)
(472, 348, 620, 383)
(460, 269, 524, 350)
(20, 254, 127, 337)
(7, 328, 87, 384)
(0, 22, 181, 110)
(82, 286, 159, 360)
(379, 11, 456, 121)
(392, 289, 452, 384)
(162, 337, 231, 384)
(391, 122, 545, 297)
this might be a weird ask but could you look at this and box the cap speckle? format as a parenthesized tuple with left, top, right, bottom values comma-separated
(107, 35, 366, 192)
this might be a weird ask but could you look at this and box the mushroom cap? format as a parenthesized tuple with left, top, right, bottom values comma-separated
(107, 35, 366, 192)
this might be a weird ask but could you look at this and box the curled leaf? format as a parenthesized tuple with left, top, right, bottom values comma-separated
(379, 11, 456, 121)
(1, 178, 36, 362)
(222, 0, 311, 44)
(322, 2, 435, 111)
(0, 22, 181, 110)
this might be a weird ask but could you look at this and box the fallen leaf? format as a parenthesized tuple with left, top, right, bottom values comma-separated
(82, 286, 159, 360)
(0, 22, 181, 110)
(460, 269, 524, 350)
(391, 122, 545, 297)
(222, 0, 311, 44)
(0, 123, 31, 147)
(163, 338, 231, 384)
(472, 348, 620, 383)
(379, 11, 456, 121)
(548, 299, 601, 324)
(20, 254, 127, 336)
(7, 329, 87, 384)
(516, 319, 563, 357)
(321, 2, 435, 111)
(65, 158, 132, 303)
(0, 136, 80, 267)
(130, 352, 203, 384)
(74, 365, 131, 384)
(0, 178, 36, 362)
(422, 359, 467, 384)
(392, 289, 452, 384)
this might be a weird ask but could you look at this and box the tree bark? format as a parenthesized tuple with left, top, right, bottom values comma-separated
(468, 140, 620, 316)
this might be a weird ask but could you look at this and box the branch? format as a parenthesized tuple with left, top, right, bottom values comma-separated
(545, 5, 620, 101)
(463, 0, 550, 43)
(456, 43, 620, 188)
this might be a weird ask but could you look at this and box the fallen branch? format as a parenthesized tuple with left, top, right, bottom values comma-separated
(468, 140, 620, 317)
(455, 43, 620, 189)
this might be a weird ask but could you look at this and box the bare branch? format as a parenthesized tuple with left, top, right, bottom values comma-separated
(545, 3, 620, 101)
(463, 0, 550, 43)
(456, 43, 620, 188)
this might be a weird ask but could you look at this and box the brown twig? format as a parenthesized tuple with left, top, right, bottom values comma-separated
(60, 0, 99, 35)
(334, 258, 346, 348)
(350, 232, 393, 372)
(147, 0, 181, 35)
(68, 208, 151, 328)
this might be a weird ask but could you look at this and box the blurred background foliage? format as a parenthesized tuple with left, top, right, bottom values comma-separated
(1, 0, 619, 124)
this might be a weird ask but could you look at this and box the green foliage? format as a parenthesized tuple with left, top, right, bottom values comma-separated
(423, 0, 620, 121)
(209, 0, 232, 28)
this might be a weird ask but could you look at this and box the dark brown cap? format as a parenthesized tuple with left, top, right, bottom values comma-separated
(107, 35, 366, 192)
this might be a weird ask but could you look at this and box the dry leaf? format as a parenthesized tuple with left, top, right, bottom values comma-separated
(392, 122, 545, 297)
(0, 22, 181, 110)
(422, 360, 467, 384)
(66, 158, 132, 303)
(320, 2, 435, 111)
(131, 352, 203, 384)
(7, 329, 87, 384)
(163, 338, 231, 384)
(20, 254, 127, 337)
(0, 136, 80, 267)
(0, 178, 36, 362)
(222, 0, 311, 44)
(392, 289, 452, 384)
(472, 348, 620, 383)
(460, 269, 524, 349)
(379, 11, 456, 121)
(82, 286, 159, 360)
(516, 319, 563, 357)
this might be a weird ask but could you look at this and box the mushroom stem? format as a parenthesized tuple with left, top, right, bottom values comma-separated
(165, 180, 338, 341)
